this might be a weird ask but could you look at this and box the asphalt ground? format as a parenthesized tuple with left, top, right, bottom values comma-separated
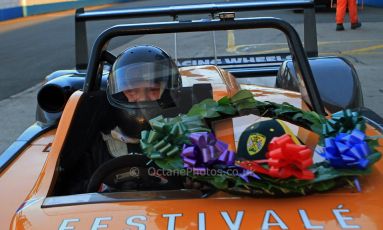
(0, 0, 382, 153)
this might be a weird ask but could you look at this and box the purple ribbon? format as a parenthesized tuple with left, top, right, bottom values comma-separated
(354, 178, 362, 193)
(239, 169, 261, 183)
(322, 129, 370, 169)
(181, 132, 235, 169)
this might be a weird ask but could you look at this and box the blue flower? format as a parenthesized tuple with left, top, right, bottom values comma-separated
(322, 129, 370, 169)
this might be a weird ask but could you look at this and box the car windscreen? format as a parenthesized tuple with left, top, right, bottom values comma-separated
(109, 27, 312, 109)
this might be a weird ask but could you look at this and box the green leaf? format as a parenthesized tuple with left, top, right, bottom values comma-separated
(187, 99, 217, 117)
(292, 113, 303, 120)
(216, 105, 237, 115)
(230, 90, 254, 103)
(187, 106, 206, 117)
(302, 111, 323, 124)
(367, 152, 382, 165)
(311, 163, 372, 184)
(193, 175, 229, 190)
(234, 176, 277, 194)
(311, 180, 337, 192)
(310, 124, 323, 136)
(236, 101, 258, 111)
(367, 138, 380, 152)
(273, 102, 301, 115)
(187, 98, 239, 118)
(211, 176, 229, 189)
(154, 156, 183, 170)
(218, 96, 230, 105)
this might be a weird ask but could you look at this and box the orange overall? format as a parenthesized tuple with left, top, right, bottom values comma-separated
(336, 0, 359, 24)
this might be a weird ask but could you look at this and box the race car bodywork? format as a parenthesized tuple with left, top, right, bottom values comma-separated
(1, 0, 382, 229)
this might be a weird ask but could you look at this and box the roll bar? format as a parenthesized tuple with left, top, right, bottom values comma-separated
(75, 0, 318, 69)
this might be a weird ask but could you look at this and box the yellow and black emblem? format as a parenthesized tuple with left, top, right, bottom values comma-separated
(246, 133, 266, 156)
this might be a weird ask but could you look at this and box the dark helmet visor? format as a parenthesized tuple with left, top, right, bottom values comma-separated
(108, 61, 172, 95)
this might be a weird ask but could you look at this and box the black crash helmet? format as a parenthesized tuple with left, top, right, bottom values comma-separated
(107, 45, 181, 108)
(106, 45, 182, 138)
(237, 119, 301, 160)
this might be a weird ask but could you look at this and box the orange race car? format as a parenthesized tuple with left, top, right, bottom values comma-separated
(1, 0, 382, 229)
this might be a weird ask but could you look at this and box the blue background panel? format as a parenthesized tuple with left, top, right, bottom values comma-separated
(365, 0, 383, 7)
(0, 6, 23, 21)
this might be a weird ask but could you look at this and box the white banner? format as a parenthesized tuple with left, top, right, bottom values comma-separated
(20, 0, 73, 7)
(0, 0, 19, 9)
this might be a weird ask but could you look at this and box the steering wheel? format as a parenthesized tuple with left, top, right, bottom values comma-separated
(86, 155, 183, 193)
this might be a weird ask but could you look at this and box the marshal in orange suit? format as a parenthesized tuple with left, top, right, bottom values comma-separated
(336, 0, 362, 31)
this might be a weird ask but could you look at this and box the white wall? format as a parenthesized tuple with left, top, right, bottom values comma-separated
(0, 0, 20, 9)
(20, 0, 73, 6)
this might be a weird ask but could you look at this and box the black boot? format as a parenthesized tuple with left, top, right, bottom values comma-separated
(351, 22, 362, 29)
(336, 24, 345, 31)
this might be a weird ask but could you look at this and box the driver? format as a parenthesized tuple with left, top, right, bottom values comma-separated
(86, 45, 183, 192)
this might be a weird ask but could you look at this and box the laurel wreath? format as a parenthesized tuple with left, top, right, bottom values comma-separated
(140, 90, 381, 196)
